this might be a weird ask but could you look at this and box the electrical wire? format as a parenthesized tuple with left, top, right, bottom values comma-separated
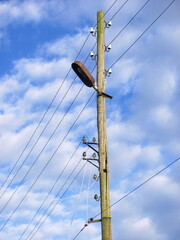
(0, 36, 96, 200)
(18, 140, 82, 240)
(1, 21, 97, 201)
(0, 30, 90, 193)
(88, 0, 131, 56)
(0, 58, 97, 232)
(70, 160, 87, 225)
(19, 62, 96, 240)
(62, 178, 96, 202)
(26, 162, 88, 240)
(0, 83, 84, 214)
(86, 167, 92, 221)
(73, 3, 177, 239)
(0, 77, 81, 200)
(108, 0, 176, 70)
(109, 0, 130, 22)
(0, 92, 95, 231)
(104, 0, 118, 16)
(109, 0, 151, 45)
(0, 0, 120, 198)
(93, 0, 119, 28)
(23, 158, 83, 240)
(0, 0, 129, 234)
(23, 148, 89, 240)
(72, 224, 88, 240)
(0, 91, 95, 231)
(93, 156, 180, 219)
(0, 69, 70, 191)
(0, 47, 96, 202)
(72, 156, 180, 240)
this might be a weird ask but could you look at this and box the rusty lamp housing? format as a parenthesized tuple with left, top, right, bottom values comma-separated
(71, 60, 112, 99)
(71, 61, 95, 87)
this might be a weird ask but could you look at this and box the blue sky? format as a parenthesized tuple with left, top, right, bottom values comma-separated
(0, 0, 180, 239)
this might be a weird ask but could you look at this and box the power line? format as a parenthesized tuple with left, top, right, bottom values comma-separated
(51, 177, 96, 202)
(0, 61, 95, 213)
(0, 77, 81, 200)
(0, 83, 84, 214)
(94, 156, 180, 219)
(0, 45, 96, 201)
(89, 0, 130, 56)
(109, 0, 151, 45)
(71, 159, 87, 225)
(72, 2, 178, 239)
(0, 43, 97, 201)
(72, 225, 88, 240)
(104, 0, 118, 16)
(72, 156, 180, 240)
(0, 68, 70, 191)
(109, 0, 176, 70)
(109, 0, 130, 22)
(0, 60, 96, 229)
(0, 33, 88, 193)
(24, 147, 90, 240)
(0, 0, 119, 197)
(18, 140, 82, 240)
(1, 24, 94, 202)
(1, 1, 136, 235)
(93, 0, 119, 28)
(0, 91, 95, 231)
(76, 0, 118, 59)
(23, 158, 83, 240)
(34, 0, 175, 239)
(27, 162, 88, 240)
(86, 0, 130, 54)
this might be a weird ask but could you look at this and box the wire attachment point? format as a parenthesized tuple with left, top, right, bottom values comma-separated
(90, 27, 96, 37)
(105, 20, 112, 28)
(90, 51, 97, 60)
(105, 44, 112, 52)
(105, 68, 112, 77)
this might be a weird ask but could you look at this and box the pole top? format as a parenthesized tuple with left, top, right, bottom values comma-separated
(97, 10, 104, 14)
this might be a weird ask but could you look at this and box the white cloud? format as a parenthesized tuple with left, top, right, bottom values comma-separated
(0, 0, 179, 239)
(41, 28, 91, 59)
(0, 0, 46, 27)
(13, 57, 71, 82)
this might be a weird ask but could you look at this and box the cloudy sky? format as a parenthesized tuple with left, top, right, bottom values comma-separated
(0, 0, 179, 239)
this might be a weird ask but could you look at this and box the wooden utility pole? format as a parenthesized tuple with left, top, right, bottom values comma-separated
(97, 10, 112, 240)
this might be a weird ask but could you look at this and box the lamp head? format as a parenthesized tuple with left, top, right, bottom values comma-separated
(71, 61, 95, 87)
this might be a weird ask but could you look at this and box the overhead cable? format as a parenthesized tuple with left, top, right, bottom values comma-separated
(72, 155, 180, 240)
(72, 224, 88, 240)
(24, 148, 90, 240)
(0, 91, 95, 231)
(18, 140, 82, 240)
(93, 156, 180, 219)
(71, 160, 87, 225)
(0, 77, 82, 200)
(27, 162, 88, 240)
(109, 0, 130, 22)
(0, 83, 84, 214)
(0, 45, 96, 201)
(0, 42, 84, 193)
(109, 0, 151, 45)
(0, 0, 120, 196)
(0, 67, 70, 192)
(109, 0, 176, 70)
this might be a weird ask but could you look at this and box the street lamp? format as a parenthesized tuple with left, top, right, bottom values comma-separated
(71, 61, 112, 99)
(72, 61, 95, 87)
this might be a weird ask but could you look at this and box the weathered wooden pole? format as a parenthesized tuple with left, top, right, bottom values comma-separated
(97, 10, 112, 240)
